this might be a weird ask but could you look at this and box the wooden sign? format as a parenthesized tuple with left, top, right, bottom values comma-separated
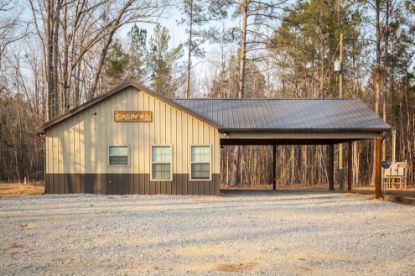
(114, 111, 152, 122)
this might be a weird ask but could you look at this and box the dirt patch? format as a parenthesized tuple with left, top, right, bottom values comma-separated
(384, 195, 415, 205)
(215, 262, 258, 272)
(295, 265, 313, 272)
(8, 242, 23, 249)
(20, 223, 37, 229)
(124, 262, 143, 272)
(176, 246, 223, 256)
(7, 242, 23, 256)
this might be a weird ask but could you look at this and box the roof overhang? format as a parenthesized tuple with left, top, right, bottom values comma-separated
(219, 129, 387, 145)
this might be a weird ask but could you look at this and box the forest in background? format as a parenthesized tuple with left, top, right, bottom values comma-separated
(0, 0, 414, 188)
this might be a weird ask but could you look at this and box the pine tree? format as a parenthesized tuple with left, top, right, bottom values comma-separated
(104, 40, 130, 86)
(147, 23, 183, 97)
(126, 24, 147, 81)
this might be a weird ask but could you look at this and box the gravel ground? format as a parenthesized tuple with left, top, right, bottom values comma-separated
(1, 191, 414, 275)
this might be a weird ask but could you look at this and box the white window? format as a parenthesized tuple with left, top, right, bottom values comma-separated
(151, 146, 172, 181)
(190, 146, 211, 180)
(108, 146, 129, 166)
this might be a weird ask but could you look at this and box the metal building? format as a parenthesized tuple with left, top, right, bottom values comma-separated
(37, 80, 390, 197)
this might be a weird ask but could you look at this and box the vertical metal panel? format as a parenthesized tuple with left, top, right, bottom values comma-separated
(132, 174, 138, 194)
(63, 173, 69, 193)
(45, 134, 49, 174)
(46, 173, 220, 195)
(198, 182, 204, 195)
(68, 117, 73, 174)
(176, 174, 182, 195)
(176, 112, 183, 173)
(51, 128, 57, 175)
(191, 182, 197, 195)
(144, 174, 150, 194)
(58, 125, 63, 175)
(186, 178, 192, 194)
(160, 181, 166, 194)
(149, 180, 155, 194)
(171, 175, 177, 195)
(97, 174, 102, 194)
(79, 114, 85, 174)
(156, 181, 160, 194)
(48, 174, 54, 193)
(73, 174, 79, 193)
(84, 174, 92, 193)
(129, 173, 134, 194)
(121, 174, 129, 194)
(137, 174, 143, 194)
(144, 93, 150, 175)
(66, 174, 72, 193)
(79, 173, 85, 193)
(85, 111, 91, 173)
(44, 87, 222, 196)
(203, 181, 209, 195)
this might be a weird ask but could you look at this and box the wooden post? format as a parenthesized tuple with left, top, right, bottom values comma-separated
(347, 141, 353, 193)
(328, 144, 334, 191)
(273, 144, 277, 190)
(391, 128, 396, 163)
(375, 138, 382, 199)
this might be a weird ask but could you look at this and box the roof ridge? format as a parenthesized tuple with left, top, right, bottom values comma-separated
(172, 98, 360, 101)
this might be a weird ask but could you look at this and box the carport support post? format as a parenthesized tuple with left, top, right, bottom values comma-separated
(273, 144, 277, 190)
(375, 138, 382, 199)
(328, 144, 334, 191)
(347, 141, 353, 193)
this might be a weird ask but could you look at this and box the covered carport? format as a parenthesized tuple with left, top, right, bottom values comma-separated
(173, 98, 391, 198)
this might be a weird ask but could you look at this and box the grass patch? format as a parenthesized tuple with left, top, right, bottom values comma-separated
(0, 183, 44, 197)
(352, 186, 415, 198)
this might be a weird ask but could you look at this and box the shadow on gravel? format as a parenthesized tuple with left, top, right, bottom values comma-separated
(220, 189, 339, 197)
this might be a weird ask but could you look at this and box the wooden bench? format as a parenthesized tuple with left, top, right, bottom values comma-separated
(383, 161, 409, 190)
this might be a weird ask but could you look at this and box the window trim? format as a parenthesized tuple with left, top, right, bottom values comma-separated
(189, 145, 212, 181)
(107, 145, 130, 167)
(150, 145, 173, 182)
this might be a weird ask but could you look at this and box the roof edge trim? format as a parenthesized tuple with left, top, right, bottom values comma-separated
(219, 128, 391, 133)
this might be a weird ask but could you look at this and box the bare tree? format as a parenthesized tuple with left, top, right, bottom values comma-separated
(0, 0, 27, 67)
(29, 0, 170, 120)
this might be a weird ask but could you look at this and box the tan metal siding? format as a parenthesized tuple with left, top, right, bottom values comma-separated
(45, 87, 221, 175)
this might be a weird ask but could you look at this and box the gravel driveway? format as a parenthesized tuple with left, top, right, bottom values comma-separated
(1, 191, 414, 275)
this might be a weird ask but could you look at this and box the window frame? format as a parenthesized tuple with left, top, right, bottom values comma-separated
(189, 145, 212, 181)
(107, 145, 130, 167)
(150, 145, 173, 182)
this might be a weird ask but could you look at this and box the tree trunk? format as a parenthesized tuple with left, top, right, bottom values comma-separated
(372, 0, 381, 185)
(88, 0, 134, 99)
(230, 0, 249, 186)
(186, 0, 193, 98)
(382, 0, 391, 161)
(230, 146, 241, 185)
(62, 0, 70, 111)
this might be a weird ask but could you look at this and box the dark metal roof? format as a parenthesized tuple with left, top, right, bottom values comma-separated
(37, 80, 390, 134)
(172, 99, 390, 132)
